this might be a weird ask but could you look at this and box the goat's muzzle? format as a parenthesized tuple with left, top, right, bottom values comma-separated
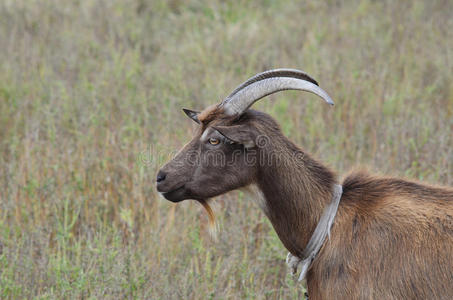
(158, 184, 186, 203)
(156, 170, 188, 202)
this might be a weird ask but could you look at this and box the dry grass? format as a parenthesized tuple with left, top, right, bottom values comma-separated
(0, 0, 452, 298)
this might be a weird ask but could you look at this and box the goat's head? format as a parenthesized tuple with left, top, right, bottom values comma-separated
(156, 69, 334, 204)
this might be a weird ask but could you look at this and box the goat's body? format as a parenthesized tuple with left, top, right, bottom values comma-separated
(158, 69, 453, 299)
(228, 110, 453, 299)
(308, 172, 453, 299)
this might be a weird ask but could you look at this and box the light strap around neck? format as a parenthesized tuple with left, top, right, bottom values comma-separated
(290, 184, 343, 281)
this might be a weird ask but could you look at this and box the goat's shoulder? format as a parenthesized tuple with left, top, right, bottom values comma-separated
(314, 170, 453, 299)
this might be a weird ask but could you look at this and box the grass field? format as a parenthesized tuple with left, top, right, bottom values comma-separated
(0, 0, 452, 298)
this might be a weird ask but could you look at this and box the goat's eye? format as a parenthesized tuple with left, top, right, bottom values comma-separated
(209, 138, 220, 145)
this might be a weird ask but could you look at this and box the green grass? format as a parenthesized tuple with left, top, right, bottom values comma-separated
(0, 0, 452, 298)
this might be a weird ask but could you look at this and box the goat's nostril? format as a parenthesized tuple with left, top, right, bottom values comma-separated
(156, 171, 166, 183)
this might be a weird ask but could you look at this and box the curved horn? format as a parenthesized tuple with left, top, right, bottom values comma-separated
(221, 69, 334, 116)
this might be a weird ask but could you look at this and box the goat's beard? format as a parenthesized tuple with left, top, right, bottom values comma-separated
(198, 199, 217, 239)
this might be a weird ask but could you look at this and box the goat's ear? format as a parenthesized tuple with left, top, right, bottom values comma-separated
(182, 108, 200, 124)
(212, 125, 256, 149)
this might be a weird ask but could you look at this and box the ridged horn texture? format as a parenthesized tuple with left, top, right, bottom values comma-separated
(220, 68, 334, 116)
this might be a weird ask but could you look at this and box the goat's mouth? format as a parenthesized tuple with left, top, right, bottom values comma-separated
(160, 185, 187, 202)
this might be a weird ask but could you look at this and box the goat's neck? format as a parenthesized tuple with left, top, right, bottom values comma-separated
(255, 140, 336, 257)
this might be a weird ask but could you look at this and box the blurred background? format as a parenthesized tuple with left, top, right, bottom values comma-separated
(0, 0, 452, 298)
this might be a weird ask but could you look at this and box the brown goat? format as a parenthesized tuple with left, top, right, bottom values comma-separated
(156, 69, 453, 299)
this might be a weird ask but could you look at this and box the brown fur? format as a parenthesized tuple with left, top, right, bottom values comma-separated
(157, 108, 453, 299)
(310, 171, 453, 299)
(197, 104, 228, 126)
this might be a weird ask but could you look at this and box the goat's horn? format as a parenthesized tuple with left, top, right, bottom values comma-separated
(221, 68, 334, 116)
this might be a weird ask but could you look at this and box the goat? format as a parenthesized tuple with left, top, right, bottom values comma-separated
(156, 69, 453, 299)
